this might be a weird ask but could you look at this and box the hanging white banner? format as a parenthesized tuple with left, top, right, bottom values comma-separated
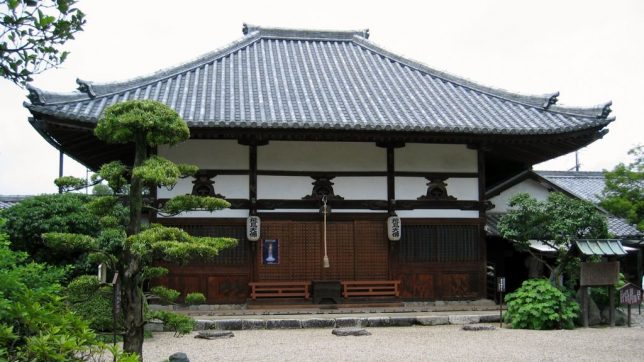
(387, 216, 401, 241)
(246, 216, 261, 241)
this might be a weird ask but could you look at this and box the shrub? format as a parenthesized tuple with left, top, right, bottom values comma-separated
(0, 224, 134, 361)
(504, 278, 580, 330)
(67, 275, 121, 332)
(150, 286, 180, 304)
(185, 292, 206, 305)
(147, 311, 195, 337)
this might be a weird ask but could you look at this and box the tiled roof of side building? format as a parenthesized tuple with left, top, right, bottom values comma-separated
(24, 24, 613, 135)
(0, 195, 30, 210)
(535, 171, 607, 204)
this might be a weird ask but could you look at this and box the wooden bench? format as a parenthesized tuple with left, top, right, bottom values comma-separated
(249, 281, 311, 300)
(341, 280, 401, 298)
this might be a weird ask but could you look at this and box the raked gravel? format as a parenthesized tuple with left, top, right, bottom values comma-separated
(142, 323, 643, 362)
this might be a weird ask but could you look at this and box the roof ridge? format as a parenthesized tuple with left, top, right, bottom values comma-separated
(351, 36, 612, 120)
(243, 23, 369, 40)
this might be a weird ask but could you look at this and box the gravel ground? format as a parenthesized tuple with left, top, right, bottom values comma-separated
(142, 320, 644, 362)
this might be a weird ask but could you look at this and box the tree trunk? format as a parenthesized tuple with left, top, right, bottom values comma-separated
(122, 132, 147, 359)
(121, 254, 144, 358)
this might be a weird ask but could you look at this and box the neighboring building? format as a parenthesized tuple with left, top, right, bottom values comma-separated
(23, 25, 614, 303)
(486, 170, 642, 293)
(0, 196, 29, 210)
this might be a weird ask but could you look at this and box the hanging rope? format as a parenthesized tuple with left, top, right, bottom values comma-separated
(322, 195, 330, 268)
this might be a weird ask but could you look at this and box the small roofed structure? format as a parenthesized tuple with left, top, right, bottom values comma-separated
(574, 239, 628, 257)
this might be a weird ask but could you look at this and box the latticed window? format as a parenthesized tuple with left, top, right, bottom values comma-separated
(398, 224, 480, 263)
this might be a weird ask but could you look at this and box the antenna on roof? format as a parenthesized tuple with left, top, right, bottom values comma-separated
(568, 151, 581, 172)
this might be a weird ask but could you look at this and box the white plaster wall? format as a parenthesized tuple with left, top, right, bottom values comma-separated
(395, 177, 478, 200)
(258, 141, 385, 171)
(395, 144, 477, 172)
(489, 179, 551, 212)
(332, 177, 387, 200)
(257, 176, 312, 199)
(158, 140, 248, 169)
(157, 175, 249, 199)
(397, 210, 480, 218)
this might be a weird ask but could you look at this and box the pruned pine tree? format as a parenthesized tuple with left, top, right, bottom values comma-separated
(44, 100, 237, 359)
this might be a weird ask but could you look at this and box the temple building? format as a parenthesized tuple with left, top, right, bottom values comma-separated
(24, 25, 614, 303)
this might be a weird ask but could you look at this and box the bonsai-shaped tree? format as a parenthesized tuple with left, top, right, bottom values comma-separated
(44, 100, 237, 359)
(498, 192, 608, 288)
(600, 145, 643, 231)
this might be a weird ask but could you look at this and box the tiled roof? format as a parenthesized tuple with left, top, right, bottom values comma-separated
(486, 212, 641, 239)
(575, 239, 627, 256)
(25, 24, 614, 135)
(0, 195, 30, 210)
(535, 171, 606, 203)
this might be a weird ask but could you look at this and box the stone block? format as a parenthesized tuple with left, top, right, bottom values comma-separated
(416, 316, 449, 326)
(365, 317, 391, 327)
(301, 318, 336, 328)
(332, 327, 371, 336)
(448, 315, 480, 325)
(214, 319, 243, 330)
(389, 317, 415, 327)
(462, 324, 496, 331)
(479, 314, 501, 323)
(194, 320, 215, 331)
(144, 320, 164, 332)
(169, 352, 190, 362)
(335, 318, 363, 328)
(242, 319, 266, 330)
(266, 319, 302, 329)
(195, 330, 234, 339)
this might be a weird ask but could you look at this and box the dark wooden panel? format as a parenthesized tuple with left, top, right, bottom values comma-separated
(354, 220, 389, 280)
(208, 275, 250, 303)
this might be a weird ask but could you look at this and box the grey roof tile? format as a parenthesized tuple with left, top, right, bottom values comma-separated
(25, 25, 614, 135)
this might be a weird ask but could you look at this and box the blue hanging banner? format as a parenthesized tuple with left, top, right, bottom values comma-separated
(262, 239, 279, 265)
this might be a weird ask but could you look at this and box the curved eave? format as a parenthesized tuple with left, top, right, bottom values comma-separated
(25, 101, 614, 137)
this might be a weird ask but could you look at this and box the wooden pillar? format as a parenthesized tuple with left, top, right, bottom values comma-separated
(58, 150, 64, 194)
(582, 286, 589, 327)
(249, 143, 258, 216)
(477, 146, 488, 300)
(386, 146, 395, 214)
(609, 286, 616, 327)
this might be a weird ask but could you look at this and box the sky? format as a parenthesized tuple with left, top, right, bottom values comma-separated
(1, 0, 643, 195)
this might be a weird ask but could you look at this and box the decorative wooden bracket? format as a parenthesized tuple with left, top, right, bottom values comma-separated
(417, 177, 456, 201)
(302, 176, 344, 201)
(191, 172, 225, 198)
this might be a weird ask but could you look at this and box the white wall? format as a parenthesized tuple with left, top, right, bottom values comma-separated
(258, 141, 385, 171)
(489, 179, 551, 212)
(158, 139, 248, 169)
(396, 144, 477, 172)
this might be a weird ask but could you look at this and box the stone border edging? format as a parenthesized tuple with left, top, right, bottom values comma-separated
(181, 314, 501, 332)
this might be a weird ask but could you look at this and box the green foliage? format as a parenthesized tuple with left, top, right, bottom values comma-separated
(150, 286, 180, 304)
(95, 100, 189, 147)
(162, 194, 231, 216)
(95, 161, 129, 193)
(66, 275, 120, 332)
(43, 232, 97, 251)
(0, 193, 99, 275)
(132, 155, 197, 189)
(504, 279, 580, 330)
(141, 266, 168, 280)
(0, 225, 132, 361)
(184, 292, 206, 305)
(54, 175, 87, 192)
(127, 224, 237, 263)
(147, 311, 195, 337)
(498, 192, 608, 286)
(92, 183, 114, 196)
(0, 0, 85, 85)
(600, 145, 643, 231)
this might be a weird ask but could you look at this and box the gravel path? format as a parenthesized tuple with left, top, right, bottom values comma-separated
(142, 323, 644, 362)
